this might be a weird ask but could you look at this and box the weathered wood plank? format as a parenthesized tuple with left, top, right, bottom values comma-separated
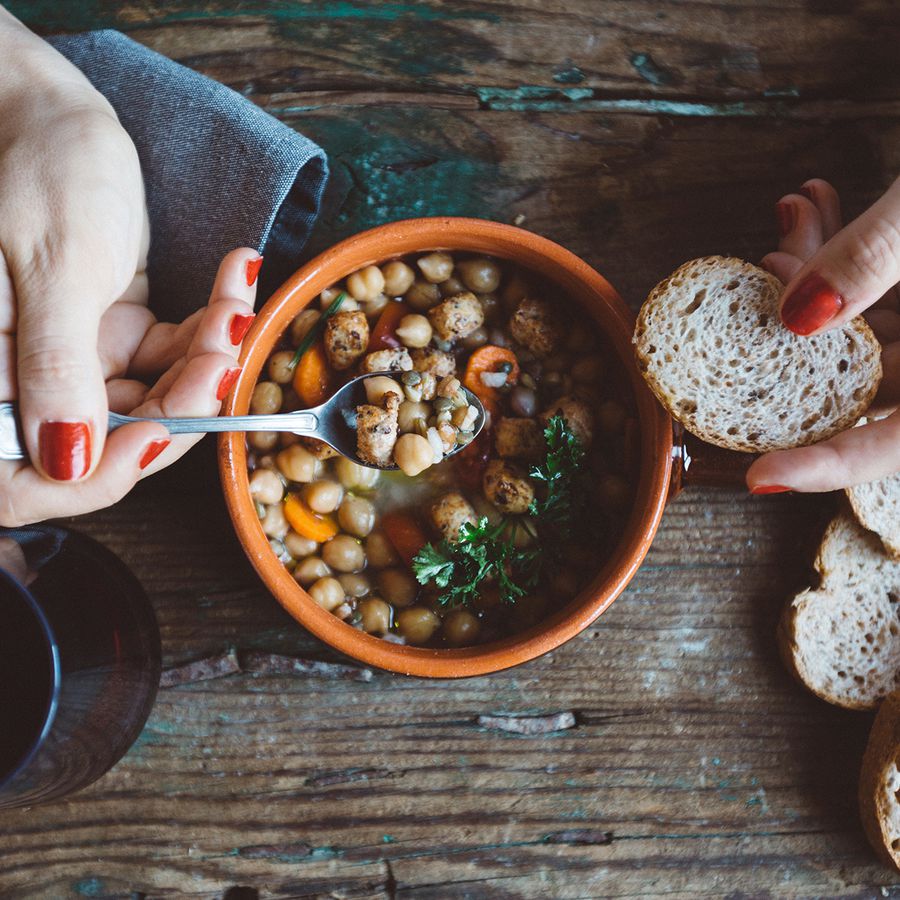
(8, 0, 900, 104)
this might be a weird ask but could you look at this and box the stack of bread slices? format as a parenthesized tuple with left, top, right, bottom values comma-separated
(635, 256, 900, 869)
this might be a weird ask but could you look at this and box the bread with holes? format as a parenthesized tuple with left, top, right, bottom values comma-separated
(847, 470, 900, 561)
(633, 257, 882, 452)
(777, 512, 900, 710)
(860, 690, 900, 870)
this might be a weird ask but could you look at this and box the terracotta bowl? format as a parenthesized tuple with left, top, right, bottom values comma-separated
(219, 218, 672, 677)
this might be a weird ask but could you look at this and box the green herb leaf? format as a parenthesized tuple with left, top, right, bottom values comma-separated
(528, 414, 585, 530)
(288, 292, 346, 370)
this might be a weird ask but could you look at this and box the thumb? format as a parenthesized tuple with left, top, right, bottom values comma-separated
(16, 272, 109, 481)
(780, 175, 900, 336)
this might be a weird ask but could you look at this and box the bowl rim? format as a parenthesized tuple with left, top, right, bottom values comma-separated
(218, 216, 672, 677)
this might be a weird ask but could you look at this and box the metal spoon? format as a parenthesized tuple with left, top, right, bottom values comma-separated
(0, 372, 486, 469)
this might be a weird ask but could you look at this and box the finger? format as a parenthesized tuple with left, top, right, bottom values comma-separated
(779, 175, 900, 336)
(15, 283, 109, 482)
(760, 252, 804, 285)
(98, 301, 156, 380)
(107, 378, 148, 414)
(0, 334, 15, 400)
(747, 413, 900, 493)
(776, 193, 824, 261)
(130, 247, 259, 377)
(801, 179, 843, 239)
(0, 252, 14, 333)
(129, 351, 242, 476)
(0, 420, 169, 527)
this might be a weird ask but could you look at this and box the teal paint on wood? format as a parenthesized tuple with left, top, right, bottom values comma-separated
(630, 52, 679, 87)
(553, 63, 586, 85)
(7, 1, 499, 32)
(72, 879, 106, 897)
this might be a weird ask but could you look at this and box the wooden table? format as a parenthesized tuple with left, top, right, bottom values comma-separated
(3, 2, 900, 896)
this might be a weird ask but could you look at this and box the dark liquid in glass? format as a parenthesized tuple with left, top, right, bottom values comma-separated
(0, 528, 160, 807)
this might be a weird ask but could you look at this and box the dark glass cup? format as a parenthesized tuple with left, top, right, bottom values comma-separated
(0, 526, 160, 808)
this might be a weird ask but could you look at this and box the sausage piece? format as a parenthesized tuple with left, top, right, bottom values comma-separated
(410, 347, 456, 378)
(356, 392, 400, 466)
(430, 491, 478, 543)
(428, 291, 485, 342)
(360, 347, 413, 373)
(540, 395, 594, 448)
(482, 460, 534, 515)
(508, 296, 563, 357)
(324, 310, 369, 370)
(494, 417, 544, 461)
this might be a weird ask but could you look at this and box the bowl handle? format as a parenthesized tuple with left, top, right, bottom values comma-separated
(668, 423, 755, 498)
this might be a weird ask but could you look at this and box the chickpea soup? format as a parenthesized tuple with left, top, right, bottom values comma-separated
(246, 252, 638, 648)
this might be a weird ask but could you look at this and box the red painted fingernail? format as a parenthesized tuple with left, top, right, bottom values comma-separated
(246, 256, 263, 287)
(217, 366, 242, 401)
(229, 313, 255, 345)
(749, 484, 792, 495)
(38, 421, 91, 481)
(781, 274, 844, 335)
(775, 201, 794, 237)
(139, 438, 171, 470)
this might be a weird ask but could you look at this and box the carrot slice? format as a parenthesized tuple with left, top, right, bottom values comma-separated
(369, 301, 408, 351)
(283, 494, 339, 543)
(462, 345, 520, 412)
(292, 339, 330, 406)
(381, 511, 428, 567)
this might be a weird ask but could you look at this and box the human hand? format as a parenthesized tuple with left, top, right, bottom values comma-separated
(746, 177, 900, 493)
(0, 247, 259, 526)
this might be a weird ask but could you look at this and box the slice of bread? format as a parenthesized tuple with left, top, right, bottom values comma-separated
(633, 256, 882, 452)
(778, 512, 900, 710)
(859, 690, 900, 870)
(847, 472, 900, 560)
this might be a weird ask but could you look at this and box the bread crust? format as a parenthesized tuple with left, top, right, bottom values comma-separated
(846, 474, 900, 561)
(633, 256, 882, 452)
(859, 690, 900, 870)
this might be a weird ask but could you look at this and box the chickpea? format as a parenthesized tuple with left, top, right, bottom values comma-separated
(290, 309, 320, 346)
(396, 607, 440, 645)
(309, 576, 345, 612)
(320, 286, 342, 305)
(395, 314, 433, 349)
(500, 271, 528, 310)
(597, 399, 626, 434)
(322, 534, 366, 573)
(364, 375, 403, 405)
(338, 494, 376, 537)
(476, 293, 501, 322)
(394, 433, 434, 477)
(304, 479, 344, 514)
(597, 473, 630, 510)
(250, 381, 283, 416)
(382, 260, 416, 296)
(294, 556, 331, 586)
(404, 279, 441, 311)
(338, 573, 372, 598)
(443, 609, 481, 646)
(365, 531, 399, 568)
(358, 597, 392, 635)
(249, 468, 284, 505)
(267, 350, 295, 384)
(284, 530, 318, 559)
(462, 326, 489, 350)
(377, 568, 418, 608)
(277, 444, 321, 483)
(572, 356, 603, 383)
(398, 400, 430, 434)
(249, 431, 279, 451)
(439, 275, 466, 298)
(416, 252, 454, 284)
(457, 258, 501, 293)
(363, 293, 389, 318)
(335, 457, 381, 490)
(261, 503, 289, 540)
(347, 265, 386, 302)
(320, 291, 358, 311)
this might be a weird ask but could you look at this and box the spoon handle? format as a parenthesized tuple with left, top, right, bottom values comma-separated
(0, 402, 320, 462)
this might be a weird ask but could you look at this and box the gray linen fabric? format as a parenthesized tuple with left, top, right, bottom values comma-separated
(47, 30, 328, 322)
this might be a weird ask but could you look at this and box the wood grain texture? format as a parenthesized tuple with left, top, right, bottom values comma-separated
(2, 1, 900, 897)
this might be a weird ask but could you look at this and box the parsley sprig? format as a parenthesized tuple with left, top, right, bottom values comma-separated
(412, 415, 583, 608)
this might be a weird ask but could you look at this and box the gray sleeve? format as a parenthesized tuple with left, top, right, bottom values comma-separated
(47, 30, 328, 322)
